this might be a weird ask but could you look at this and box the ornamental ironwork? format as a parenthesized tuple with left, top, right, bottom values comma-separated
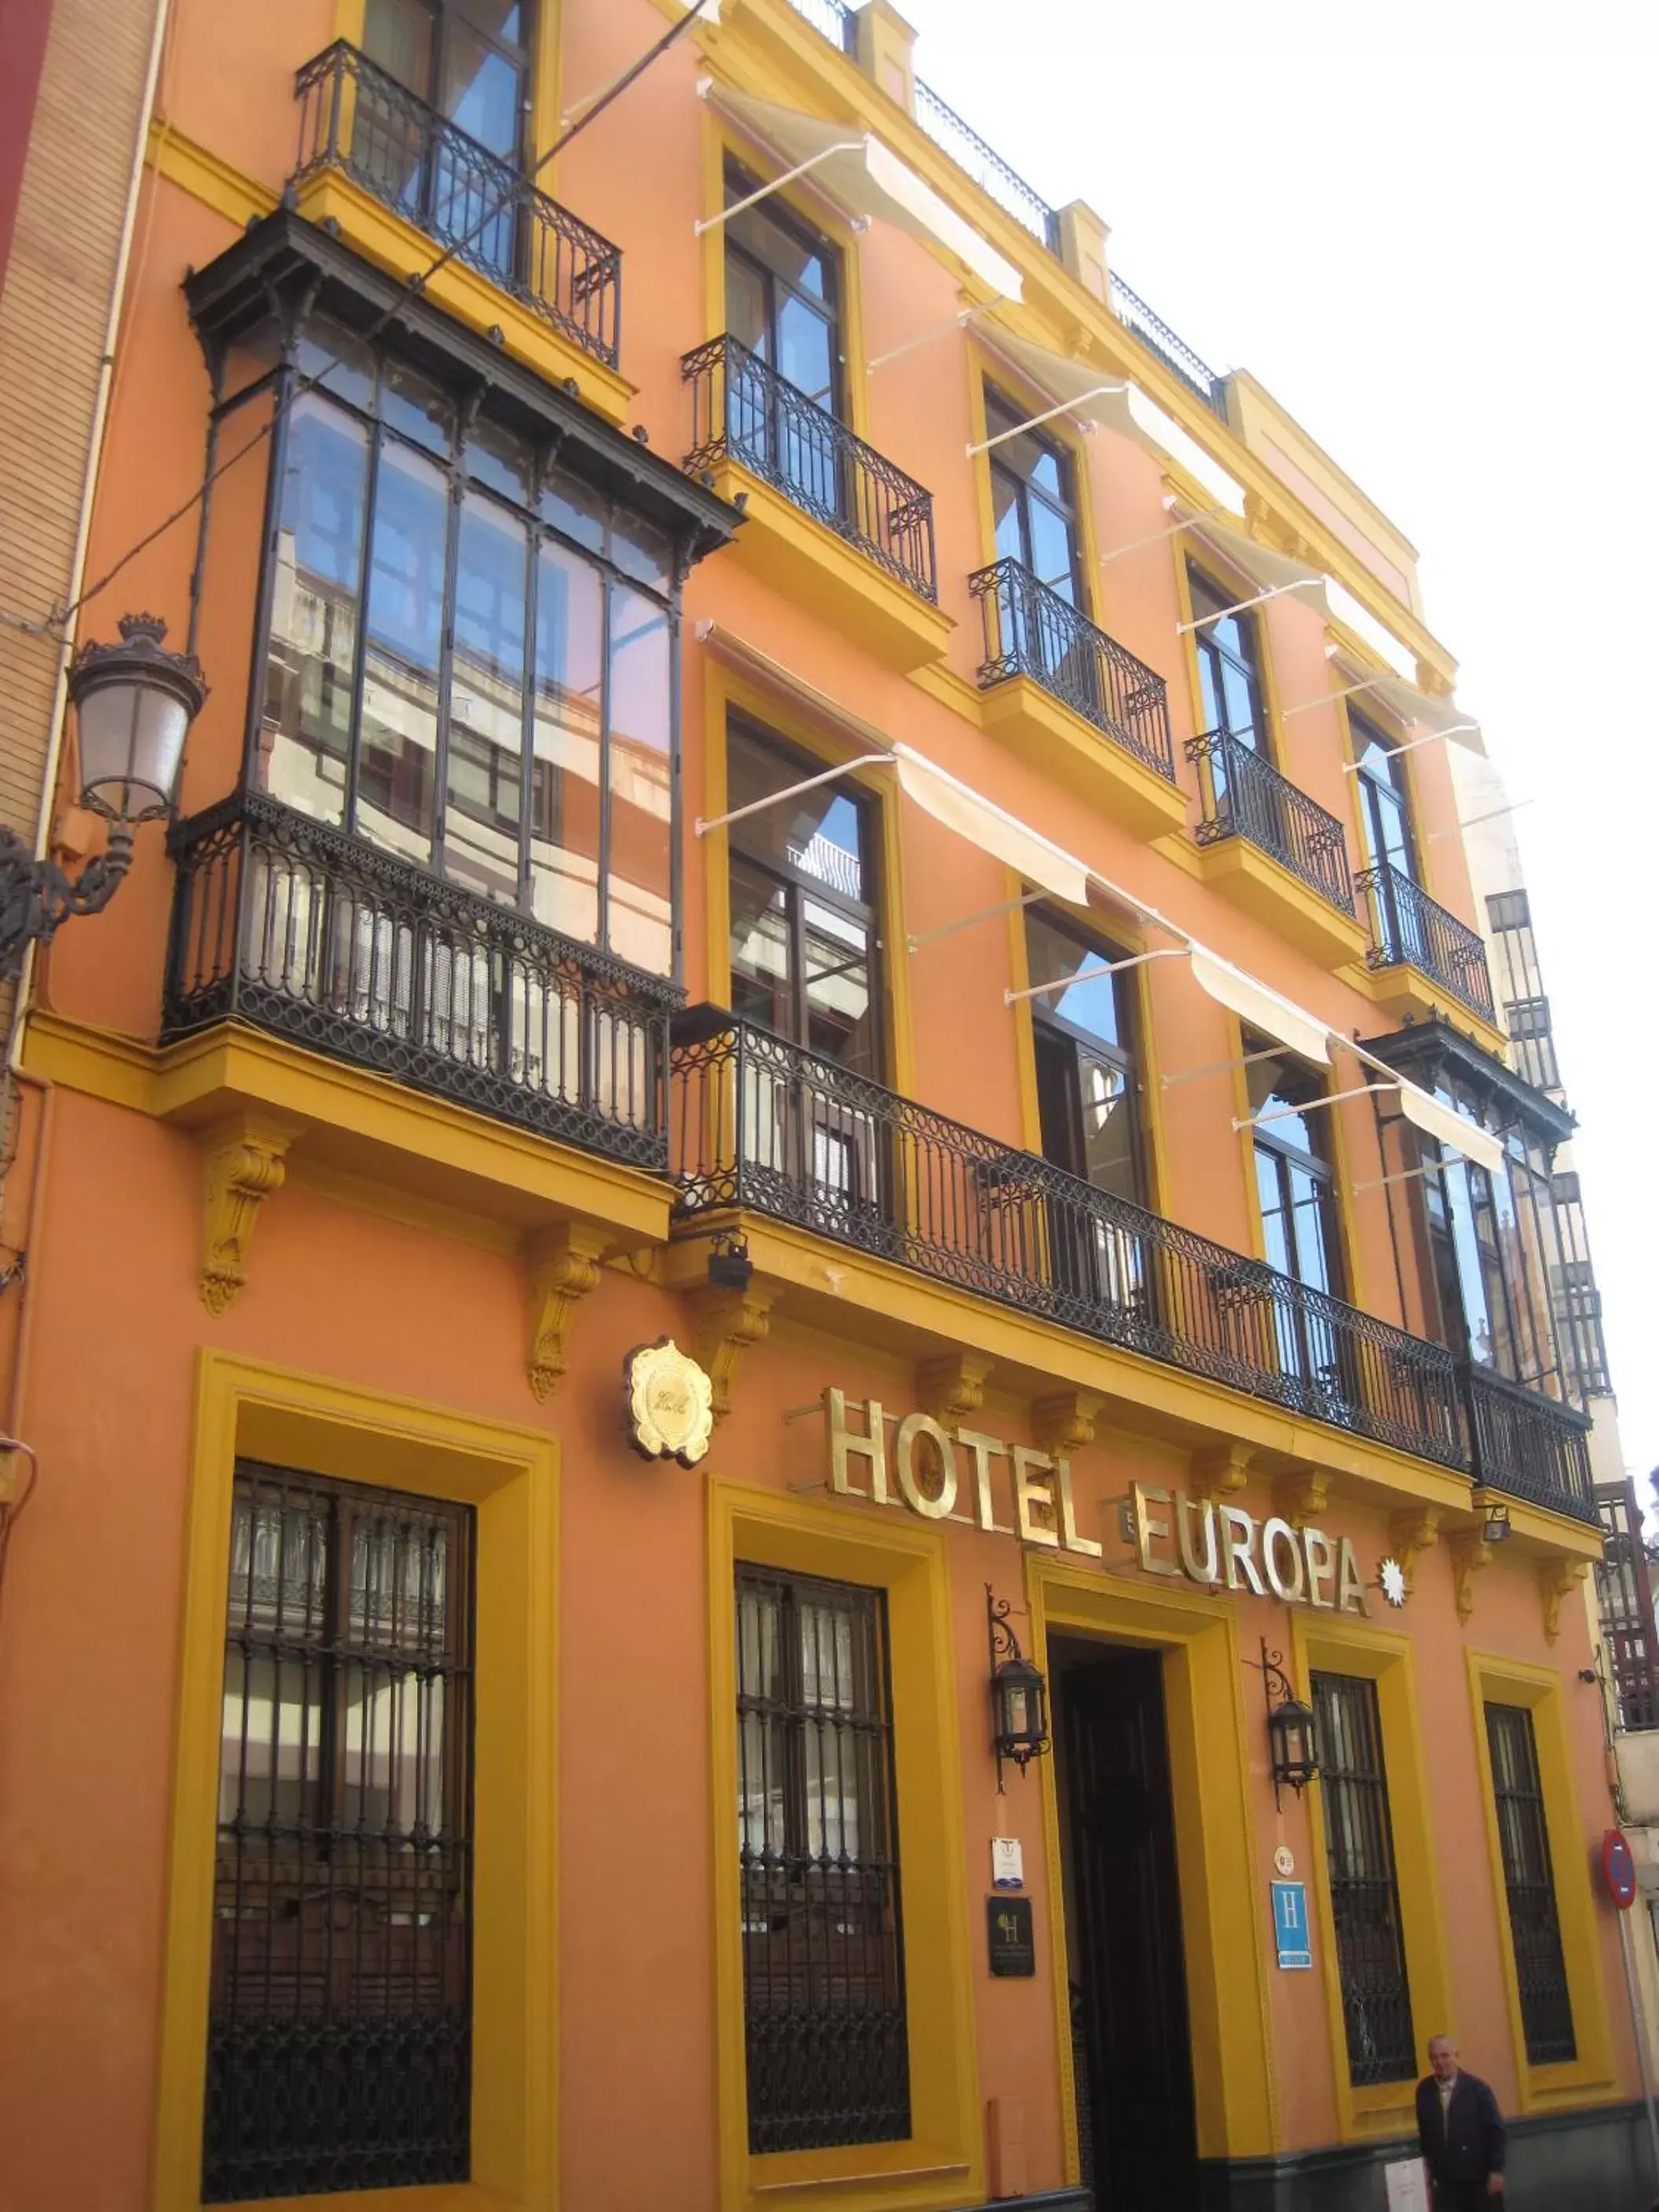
(1313, 1672, 1415, 2086)
(1485, 1702, 1577, 2065)
(1356, 859, 1496, 1024)
(1187, 727, 1354, 915)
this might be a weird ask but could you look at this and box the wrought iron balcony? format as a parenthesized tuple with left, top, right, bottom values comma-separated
(970, 558, 1174, 782)
(670, 1009, 1464, 1470)
(1357, 860, 1495, 1023)
(163, 792, 676, 1171)
(913, 79, 1060, 250)
(291, 42, 622, 369)
(1187, 730, 1354, 914)
(683, 335, 938, 603)
(1109, 274, 1227, 418)
(1463, 1365, 1595, 1525)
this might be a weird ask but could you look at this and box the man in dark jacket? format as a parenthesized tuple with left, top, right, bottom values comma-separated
(1415, 2036, 1506, 2208)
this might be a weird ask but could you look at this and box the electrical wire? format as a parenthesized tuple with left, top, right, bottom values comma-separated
(10, 0, 715, 638)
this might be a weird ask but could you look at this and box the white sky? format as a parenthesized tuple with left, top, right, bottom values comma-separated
(899, 0, 1659, 1490)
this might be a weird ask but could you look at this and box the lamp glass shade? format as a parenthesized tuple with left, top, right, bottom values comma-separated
(1269, 1694, 1319, 1790)
(75, 679, 191, 821)
(993, 1655, 1049, 1764)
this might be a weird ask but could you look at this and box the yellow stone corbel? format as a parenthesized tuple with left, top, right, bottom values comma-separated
(524, 1221, 611, 1401)
(1389, 1506, 1441, 1589)
(198, 1112, 302, 1315)
(916, 1353, 995, 1427)
(1032, 1388, 1104, 1458)
(1189, 1441, 1255, 1502)
(690, 1282, 778, 1423)
(1448, 1533, 1493, 1624)
(1538, 1557, 1590, 1645)
(1273, 1467, 1332, 1532)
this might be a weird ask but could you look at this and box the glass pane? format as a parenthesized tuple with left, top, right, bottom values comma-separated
(727, 724, 868, 900)
(990, 463, 1025, 568)
(262, 393, 368, 826)
(529, 539, 603, 945)
(727, 191, 829, 303)
(1024, 914, 1127, 1049)
(776, 293, 834, 411)
(381, 359, 453, 456)
(1196, 637, 1225, 737)
(1220, 652, 1261, 748)
(729, 857, 792, 1036)
(804, 897, 872, 1071)
(1076, 1053, 1137, 1203)
(440, 24, 521, 157)
(726, 255, 769, 361)
(538, 463, 606, 553)
(606, 584, 673, 978)
(466, 417, 533, 506)
(359, 438, 447, 864)
(611, 512, 674, 595)
(445, 490, 527, 905)
(1256, 1148, 1293, 1276)
(364, 0, 434, 99)
(1288, 1160, 1335, 1295)
(1026, 497, 1077, 599)
(1442, 1159, 1498, 1368)
(295, 317, 376, 412)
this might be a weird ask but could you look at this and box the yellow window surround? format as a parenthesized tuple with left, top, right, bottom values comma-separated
(152, 1350, 559, 2211)
(1463, 1648, 1619, 2113)
(707, 1480, 981, 2212)
(1290, 1613, 1456, 2143)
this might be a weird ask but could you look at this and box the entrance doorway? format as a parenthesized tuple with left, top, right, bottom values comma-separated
(1052, 1638, 1199, 2211)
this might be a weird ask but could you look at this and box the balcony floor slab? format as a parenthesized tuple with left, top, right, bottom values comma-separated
(978, 674, 1188, 841)
(1192, 833, 1368, 970)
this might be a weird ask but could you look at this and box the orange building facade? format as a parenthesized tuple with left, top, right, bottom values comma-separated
(0, 2, 1645, 2209)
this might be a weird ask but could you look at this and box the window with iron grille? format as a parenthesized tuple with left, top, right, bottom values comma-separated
(735, 1566, 908, 2153)
(1485, 1702, 1576, 2064)
(1311, 1672, 1415, 2084)
(205, 1464, 474, 2202)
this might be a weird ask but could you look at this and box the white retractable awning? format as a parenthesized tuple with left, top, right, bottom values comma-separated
(708, 90, 1024, 301)
(1188, 950, 1331, 1066)
(1359, 673, 1486, 757)
(985, 330, 1246, 518)
(889, 743, 1090, 906)
(1185, 512, 1328, 612)
(1393, 1083, 1505, 1175)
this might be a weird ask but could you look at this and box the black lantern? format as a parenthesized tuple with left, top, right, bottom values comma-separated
(0, 613, 206, 978)
(987, 1584, 1049, 1790)
(1252, 1640, 1319, 1807)
(1482, 1496, 1512, 1546)
(707, 1232, 753, 1291)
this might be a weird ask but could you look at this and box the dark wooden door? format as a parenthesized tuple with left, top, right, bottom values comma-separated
(1060, 1648, 1198, 2212)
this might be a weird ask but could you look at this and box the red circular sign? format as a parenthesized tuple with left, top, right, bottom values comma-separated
(1602, 1828, 1638, 1910)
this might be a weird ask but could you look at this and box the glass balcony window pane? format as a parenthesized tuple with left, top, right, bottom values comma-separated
(445, 489, 528, 905)
(529, 537, 603, 946)
(359, 438, 448, 864)
(606, 584, 673, 977)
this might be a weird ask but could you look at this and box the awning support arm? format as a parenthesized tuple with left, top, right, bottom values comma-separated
(870, 303, 998, 373)
(907, 888, 1049, 952)
(1176, 578, 1324, 634)
(1340, 726, 1478, 774)
(694, 753, 893, 837)
(1005, 946, 1185, 1009)
(694, 144, 863, 234)
(1232, 1082, 1398, 1133)
(1350, 1161, 1449, 1196)
(966, 387, 1124, 456)
(1429, 797, 1533, 840)
(1160, 1043, 1289, 1090)
(1282, 673, 1392, 720)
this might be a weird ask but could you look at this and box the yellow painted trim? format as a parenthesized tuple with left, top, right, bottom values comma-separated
(1028, 1552, 1279, 2163)
(529, 0, 562, 180)
(1289, 1614, 1456, 2141)
(1464, 1648, 1620, 2112)
(708, 1480, 981, 2212)
(330, 0, 367, 45)
(1229, 1012, 1265, 1264)
(1325, 1067, 1368, 1320)
(976, 676, 1189, 841)
(700, 660, 914, 1096)
(153, 1352, 559, 2211)
(1004, 878, 1045, 1155)
(20, 1011, 673, 1246)
(148, 119, 278, 229)
(703, 455, 953, 673)
(1341, 957, 1509, 1060)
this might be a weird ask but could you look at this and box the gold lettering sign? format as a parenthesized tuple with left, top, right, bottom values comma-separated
(624, 1339, 716, 1467)
(822, 1393, 1368, 1614)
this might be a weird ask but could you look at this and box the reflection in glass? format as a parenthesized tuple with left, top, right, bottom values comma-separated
(606, 584, 672, 976)
(530, 537, 603, 946)
(445, 489, 527, 904)
(360, 438, 448, 865)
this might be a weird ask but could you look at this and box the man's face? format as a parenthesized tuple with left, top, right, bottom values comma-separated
(1429, 2041, 1459, 2082)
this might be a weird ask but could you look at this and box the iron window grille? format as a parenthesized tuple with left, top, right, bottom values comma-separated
(735, 1566, 909, 2155)
(1311, 1673, 1415, 2085)
(205, 1464, 475, 2202)
(1485, 1702, 1576, 2066)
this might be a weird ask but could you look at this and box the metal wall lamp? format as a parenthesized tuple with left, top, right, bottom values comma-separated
(0, 615, 206, 980)
(1483, 1497, 1513, 1545)
(987, 1584, 1049, 1792)
(1250, 1639, 1319, 1809)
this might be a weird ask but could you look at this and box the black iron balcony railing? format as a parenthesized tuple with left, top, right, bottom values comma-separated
(292, 42, 622, 369)
(1465, 1366, 1595, 1525)
(670, 1009, 1464, 1469)
(1187, 730, 1354, 915)
(971, 558, 1174, 782)
(1109, 273, 1227, 418)
(913, 79, 1060, 250)
(683, 335, 938, 604)
(163, 791, 677, 1171)
(1357, 861, 1496, 1023)
(780, 0, 860, 51)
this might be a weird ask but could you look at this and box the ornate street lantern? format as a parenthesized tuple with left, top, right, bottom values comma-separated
(0, 614, 205, 977)
(987, 1584, 1049, 1790)
(1253, 1640, 1320, 1807)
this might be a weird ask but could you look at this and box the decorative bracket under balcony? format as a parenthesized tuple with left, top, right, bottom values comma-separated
(526, 1222, 612, 1401)
(199, 1111, 303, 1315)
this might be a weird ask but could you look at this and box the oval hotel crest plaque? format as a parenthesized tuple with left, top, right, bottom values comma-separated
(624, 1338, 716, 1467)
